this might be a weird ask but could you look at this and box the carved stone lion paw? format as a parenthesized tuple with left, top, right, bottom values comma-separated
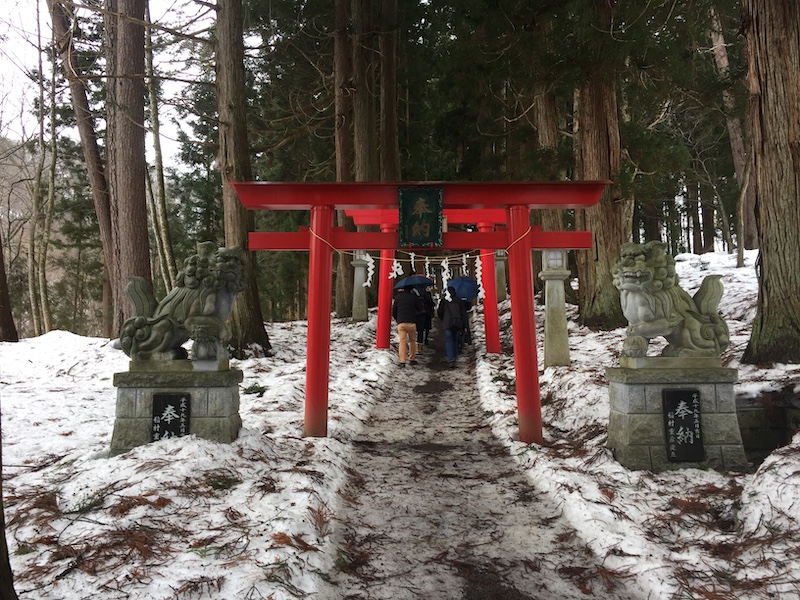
(622, 335, 649, 358)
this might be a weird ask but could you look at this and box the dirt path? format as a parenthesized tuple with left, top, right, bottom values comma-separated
(322, 326, 643, 600)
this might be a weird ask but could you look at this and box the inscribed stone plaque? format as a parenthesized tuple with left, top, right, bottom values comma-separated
(662, 389, 704, 462)
(151, 393, 191, 441)
(398, 187, 443, 247)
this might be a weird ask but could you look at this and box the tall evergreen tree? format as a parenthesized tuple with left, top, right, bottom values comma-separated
(216, 0, 272, 356)
(741, 0, 800, 363)
(105, 0, 152, 332)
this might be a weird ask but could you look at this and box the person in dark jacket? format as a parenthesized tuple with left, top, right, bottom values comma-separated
(414, 286, 435, 352)
(437, 286, 468, 368)
(392, 286, 424, 367)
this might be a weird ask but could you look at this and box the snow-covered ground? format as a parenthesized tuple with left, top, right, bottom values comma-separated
(2, 249, 800, 599)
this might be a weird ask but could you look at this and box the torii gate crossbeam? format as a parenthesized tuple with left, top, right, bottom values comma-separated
(232, 181, 608, 445)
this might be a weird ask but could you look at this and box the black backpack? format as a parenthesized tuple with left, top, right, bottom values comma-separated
(447, 301, 463, 330)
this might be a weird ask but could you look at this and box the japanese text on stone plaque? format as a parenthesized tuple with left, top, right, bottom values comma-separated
(151, 393, 191, 441)
(662, 389, 704, 462)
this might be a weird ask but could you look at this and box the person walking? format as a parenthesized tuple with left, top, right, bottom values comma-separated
(437, 286, 468, 368)
(392, 286, 424, 367)
(414, 286, 435, 353)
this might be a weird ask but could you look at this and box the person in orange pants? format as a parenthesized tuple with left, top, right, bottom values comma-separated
(392, 286, 424, 367)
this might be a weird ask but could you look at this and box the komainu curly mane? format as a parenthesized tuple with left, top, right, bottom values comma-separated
(610, 240, 729, 358)
(119, 242, 246, 361)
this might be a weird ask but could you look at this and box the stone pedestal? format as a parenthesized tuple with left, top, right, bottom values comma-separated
(351, 251, 369, 322)
(606, 358, 748, 472)
(539, 250, 571, 367)
(110, 361, 243, 456)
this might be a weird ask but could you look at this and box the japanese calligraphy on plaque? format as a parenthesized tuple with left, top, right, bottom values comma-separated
(398, 187, 443, 247)
(662, 389, 704, 462)
(151, 393, 191, 441)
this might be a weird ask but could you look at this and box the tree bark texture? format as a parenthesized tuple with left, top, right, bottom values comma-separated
(27, 171, 43, 337)
(379, 0, 400, 182)
(106, 0, 151, 333)
(146, 5, 177, 289)
(640, 199, 662, 242)
(573, 76, 628, 329)
(742, 0, 800, 363)
(351, 0, 379, 182)
(709, 6, 758, 250)
(701, 183, 716, 253)
(334, 0, 355, 318)
(28, 13, 48, 336)
(531, 87, 563, 294)
(0, 229, 19, 342)
(39, 59, 58, 333)
(572, 0, 629, 329)
(533, 86, 565, 232)
(334, 0, 352, 183)
(216, 0, 272, 356)
(687, 180, 702, 253)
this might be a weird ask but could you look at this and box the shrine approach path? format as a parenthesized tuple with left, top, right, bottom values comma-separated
(318, 325, 644, 600)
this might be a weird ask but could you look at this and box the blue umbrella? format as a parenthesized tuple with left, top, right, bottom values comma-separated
(394, 275, 435, 290)
(449, 275, 479, 300)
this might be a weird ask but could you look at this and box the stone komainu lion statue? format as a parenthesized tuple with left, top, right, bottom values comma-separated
(119, 242, 247, 361)
(610, 240, 729, 358)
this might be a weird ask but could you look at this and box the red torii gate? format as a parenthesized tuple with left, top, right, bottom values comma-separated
(232, 181, 608, 444)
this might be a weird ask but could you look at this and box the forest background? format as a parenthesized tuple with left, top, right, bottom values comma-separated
(0, 0, 798, 360)
(1, 0, 799, 598)
(0, 0, 797, 357)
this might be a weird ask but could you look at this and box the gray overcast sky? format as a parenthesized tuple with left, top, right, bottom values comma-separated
(1, 0, 44, 141)
(0, 0, 202, 163)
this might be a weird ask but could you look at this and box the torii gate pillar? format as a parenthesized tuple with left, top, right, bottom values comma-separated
(376, 223, 395, 349)
(507, 206, 543, 443)
(305, 205, 334, 436)
(478, 222, 501, 355)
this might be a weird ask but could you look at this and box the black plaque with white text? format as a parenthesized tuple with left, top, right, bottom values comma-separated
(151, 393, 191, 441)
(662, 389, 704, 462)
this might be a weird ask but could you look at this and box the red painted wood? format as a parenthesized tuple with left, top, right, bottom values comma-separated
(248, 229, 593, 251)
(478, 224, 501, 355)
(304, 206, 334, 437)
(233, 181, 609, 210)
(506, 205, 543, 444)
(377, 224, 395, 349)
(346, 208, 508, 226)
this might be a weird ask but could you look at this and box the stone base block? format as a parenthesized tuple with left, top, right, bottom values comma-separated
(110, 366, 243, 456)
(606, 365, 749, 472)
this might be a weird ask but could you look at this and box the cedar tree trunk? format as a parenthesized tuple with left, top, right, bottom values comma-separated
(106, 0, 152, 333)
(216, 0, 272, 356)
(741, 0, 800, 363)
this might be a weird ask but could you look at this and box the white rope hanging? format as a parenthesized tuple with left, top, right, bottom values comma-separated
(441, 257, 452, 300)
(475, 254, 485, 300)
(389, 259, 404, 280)
(363, 253, 375, 287)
